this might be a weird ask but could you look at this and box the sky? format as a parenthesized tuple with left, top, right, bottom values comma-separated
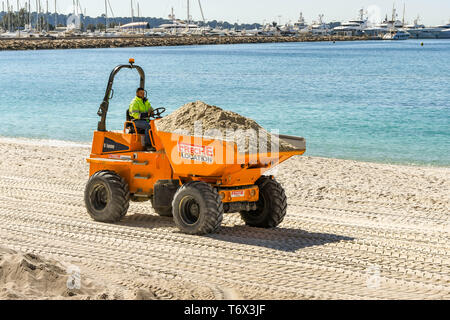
(4, 0, 450, 26)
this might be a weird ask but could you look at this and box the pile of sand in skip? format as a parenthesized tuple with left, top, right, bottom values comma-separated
(0, 247, 101, 300)
(156, 101, 297, 154)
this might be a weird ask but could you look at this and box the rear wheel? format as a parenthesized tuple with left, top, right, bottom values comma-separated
(172, 182, 223, 235)
(240, 176, 287, 228)
(84, 171, 130, 223)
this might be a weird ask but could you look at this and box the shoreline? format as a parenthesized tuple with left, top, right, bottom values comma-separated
(1, 135, 448, 169)
(0, 35, 378, 51)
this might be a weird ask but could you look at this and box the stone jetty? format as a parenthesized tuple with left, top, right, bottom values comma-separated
(0, 35, 376, 51)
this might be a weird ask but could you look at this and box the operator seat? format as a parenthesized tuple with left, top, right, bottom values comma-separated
(125, 109, 146, 134)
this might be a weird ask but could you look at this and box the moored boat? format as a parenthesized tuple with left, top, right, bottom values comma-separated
(383, 29, 410, 40)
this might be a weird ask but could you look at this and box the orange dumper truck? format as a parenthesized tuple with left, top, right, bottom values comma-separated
(85, 60, 306, 235)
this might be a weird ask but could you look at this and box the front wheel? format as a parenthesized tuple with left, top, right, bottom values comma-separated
(240, 176, 287, 228)
(84, 171, 130, 223)
(172, 182, 223, 235)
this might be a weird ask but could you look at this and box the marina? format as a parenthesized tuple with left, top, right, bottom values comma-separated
(1, 1, 449, 41)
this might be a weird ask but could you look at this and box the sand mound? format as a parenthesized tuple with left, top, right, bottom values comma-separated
(0, 246, 229, 300)
(0, 247, 101, 300)
(156, 101, 297, 154)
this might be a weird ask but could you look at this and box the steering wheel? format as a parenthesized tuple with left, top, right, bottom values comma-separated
(149, 107, 166, 119)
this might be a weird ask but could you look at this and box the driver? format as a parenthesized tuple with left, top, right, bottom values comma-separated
(129, 87, 155, 150)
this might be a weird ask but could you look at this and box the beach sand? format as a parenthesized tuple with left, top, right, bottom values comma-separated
(0, 137, 448, 300)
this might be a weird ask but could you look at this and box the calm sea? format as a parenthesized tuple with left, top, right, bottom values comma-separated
(0, 40, 449, 166)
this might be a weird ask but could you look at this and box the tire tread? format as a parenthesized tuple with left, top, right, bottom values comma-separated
(84, 170, 130, 223)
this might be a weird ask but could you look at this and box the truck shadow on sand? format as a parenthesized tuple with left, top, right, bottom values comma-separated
(118, 214, 354, 252)
(208, 225, 354, 252)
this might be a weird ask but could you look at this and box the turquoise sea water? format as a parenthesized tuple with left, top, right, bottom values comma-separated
(0, 40, 449, 166)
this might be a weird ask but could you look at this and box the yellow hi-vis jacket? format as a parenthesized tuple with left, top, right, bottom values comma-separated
(129, 96, 153, 120)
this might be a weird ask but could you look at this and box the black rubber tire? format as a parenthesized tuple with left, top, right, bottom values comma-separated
(240, 176, 287, 228)
(84, 170, 130, 223)
(150, 197, 173, 217)
(172, 181, 223, 235)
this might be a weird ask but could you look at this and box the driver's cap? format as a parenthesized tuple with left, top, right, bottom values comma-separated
(129, 58, 135, 64)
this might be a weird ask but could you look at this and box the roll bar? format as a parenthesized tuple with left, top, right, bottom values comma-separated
(97, 60, 145, 132)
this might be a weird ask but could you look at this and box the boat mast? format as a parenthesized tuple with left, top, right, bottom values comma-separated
(16, 0, 19, 32)
(402, 3, 405, 27)
(54, 0, 56, 28)
(6, 0, 9, 32)
(187, 0, 189, 25)
(5, 0, 9, 31)
(392, 4, 396, 24)
(107, 0, 115, 26)
(130, 0, 133, 24)
(78, 0, 84, 30)
(34, 0, 37, 31)
(105, 0, 108, 30)
(39, 0, 42, 31)
(46, 0, 49, 31)
(198, 0, 205, 24)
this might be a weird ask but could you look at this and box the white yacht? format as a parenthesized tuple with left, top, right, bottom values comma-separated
(307, 14, 331, 36)
(293, 12, 308, 32)
(0, 31, 18, 38)
(364, 11, 403, 37)
(205, 26, 230, 37)
(380, 5, 410, 40)
(440, 29, 450, 39)
(241, 27, 261, 36)
(436, 22, 450, 29)
(403, 19, 450, 39)
(280, 23, 297, 36)
(436, 21, 450, 39)
(260, 23, 281, 36)
(363, 25, 389, 37)
(156, 7, 200, 35)
(189, 25, 212, 36)
(405, 16, 440, 39)
(377, 6, 405, 30)
(383, 29, 410, 40)
(334, 9, 368, 36)
(407, 26, 440, 39)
